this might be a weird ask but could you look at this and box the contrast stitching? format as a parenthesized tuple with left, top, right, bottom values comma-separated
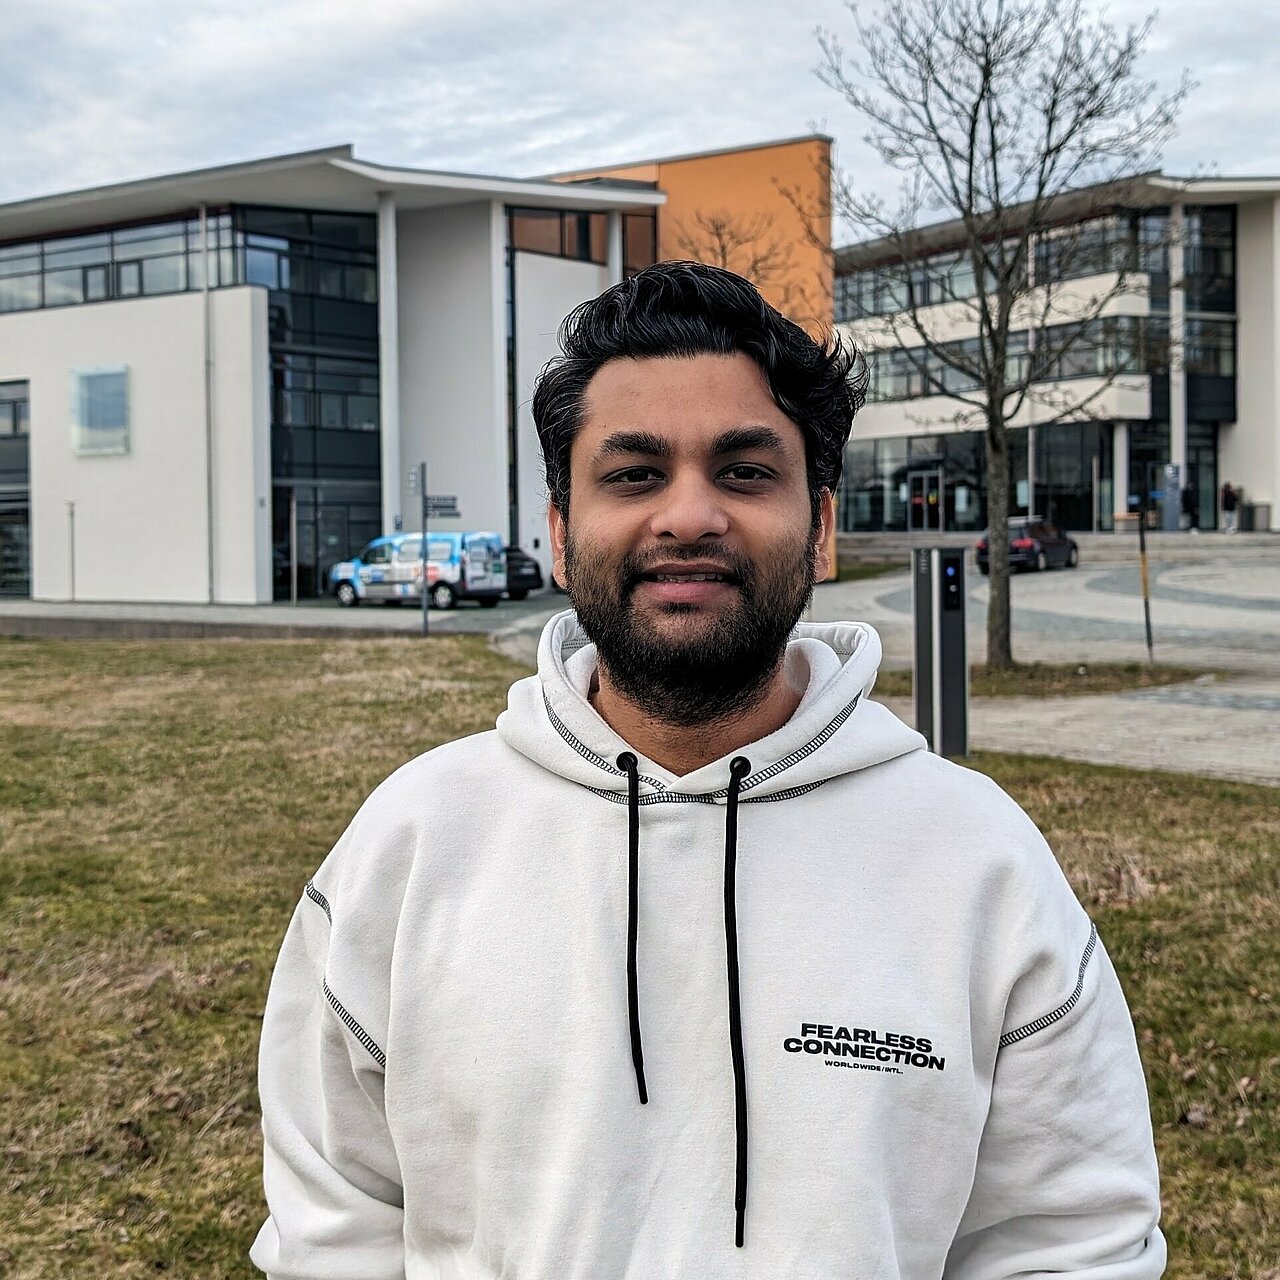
(304, 881, 387, 1069)
(304, 880, 332, 923)
(585, 786, 718, 806)
(999, 923, 1099, 1048)
(323, 980, 387, 1069)
(544, 694, 666, 790)
(739, 695, 860, 792)
(583, 777, 833, 806)
(743, 777, 834, 803)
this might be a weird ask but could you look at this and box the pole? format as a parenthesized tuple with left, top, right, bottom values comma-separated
(289, 490, 298, 607)
(67, 500, 75, 601)
(420, 462, 429, 637)
(200, 203, 216, 604)
(1137, 500, 1154, 664)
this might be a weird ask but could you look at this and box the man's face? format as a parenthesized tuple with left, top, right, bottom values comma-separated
(548, 353, 834, 726)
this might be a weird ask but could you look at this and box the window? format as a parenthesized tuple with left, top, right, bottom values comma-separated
(510, 207, 613, 266)
(72, 367, 129, 455)
(1184, 319, 1235, 377)
(0, 382, 29, 436)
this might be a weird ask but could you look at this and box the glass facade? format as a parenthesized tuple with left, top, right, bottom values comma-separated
(866, 317, 1165, 403)
(839, 422, 1111, 535)
(233, 206, 383, 601)
(0, 215, 237, 313)
(837, 200, 1239, 536)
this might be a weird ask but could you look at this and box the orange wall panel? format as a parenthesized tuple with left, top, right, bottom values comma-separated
(555, 137, 833, 335)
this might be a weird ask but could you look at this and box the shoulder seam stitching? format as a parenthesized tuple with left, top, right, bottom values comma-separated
(304, 880, 387, 1069)
(998, 922, 1098, 1048)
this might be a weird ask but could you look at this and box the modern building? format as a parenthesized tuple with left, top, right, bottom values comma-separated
(834, 174, 1280, 535)
(0, 146, 662, 602)
(549, 135, 833, 333)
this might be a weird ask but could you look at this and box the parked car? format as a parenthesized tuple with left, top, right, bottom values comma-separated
(329, 531, 507, 609)
(503, 547, 544, 600)
(975, 518, 1079, 575)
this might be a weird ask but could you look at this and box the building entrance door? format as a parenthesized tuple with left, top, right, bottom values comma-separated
(908, 469, 944, 532)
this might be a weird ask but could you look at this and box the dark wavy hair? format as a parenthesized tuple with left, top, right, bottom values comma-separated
(531, 261, 867, 520)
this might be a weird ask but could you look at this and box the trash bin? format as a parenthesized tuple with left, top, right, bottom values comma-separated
(1240, 502, 1270, 532)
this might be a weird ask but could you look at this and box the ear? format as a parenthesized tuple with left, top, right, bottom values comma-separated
(812, 489, 836, 583)
(548, 502, 568, 588)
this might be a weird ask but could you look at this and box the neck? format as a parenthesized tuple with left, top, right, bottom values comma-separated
(590, 660, 804, 776)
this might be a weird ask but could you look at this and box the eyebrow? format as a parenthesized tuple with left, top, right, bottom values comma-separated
(592, 425, 788, 464)
(710, 426, 788, 457)
(593, 430, 672, 462)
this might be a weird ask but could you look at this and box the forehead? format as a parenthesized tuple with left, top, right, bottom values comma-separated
(577, 353, 801, 454)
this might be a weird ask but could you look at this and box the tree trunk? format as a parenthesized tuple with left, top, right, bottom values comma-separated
(985, 411, 1014, 670)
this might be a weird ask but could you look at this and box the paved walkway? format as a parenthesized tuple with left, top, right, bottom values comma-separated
(4, 544, 1277, 786)
(493, 546, 1280, 788)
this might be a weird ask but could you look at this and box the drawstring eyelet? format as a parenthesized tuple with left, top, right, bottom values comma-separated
(616, 751, 638, 771)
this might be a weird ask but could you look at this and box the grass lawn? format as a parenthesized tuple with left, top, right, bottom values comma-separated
(873, 661, 1214, 699)
(1, 636, 1275, 1277)
(832, 561, 904, 583)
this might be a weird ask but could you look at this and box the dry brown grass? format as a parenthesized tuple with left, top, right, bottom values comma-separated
(874, 661, 1213, 699)
(0, 637, 1275, 1276)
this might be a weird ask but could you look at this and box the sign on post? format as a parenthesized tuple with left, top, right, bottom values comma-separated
(426, 494, 460, 520)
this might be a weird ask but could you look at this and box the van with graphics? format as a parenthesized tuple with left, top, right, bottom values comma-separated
(329, 531, 507, 609)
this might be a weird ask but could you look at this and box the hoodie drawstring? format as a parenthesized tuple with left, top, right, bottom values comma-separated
(723, 755, 752, 1248)
(616, 751, 754, 1249)
(616, 752, 647, 1105)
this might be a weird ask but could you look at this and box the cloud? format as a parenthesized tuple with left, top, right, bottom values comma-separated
(0, 0, 1275, 217)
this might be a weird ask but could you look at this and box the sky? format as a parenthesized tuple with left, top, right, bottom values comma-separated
(2, 0, 1277, 228)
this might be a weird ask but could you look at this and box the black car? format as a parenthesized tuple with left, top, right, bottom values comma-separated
(975, 519, 1079, 575)
(504, 547, 544, 600)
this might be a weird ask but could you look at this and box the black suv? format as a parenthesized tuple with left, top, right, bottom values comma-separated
(975, 519, 1079, 575)
(503, 547, 544, 600)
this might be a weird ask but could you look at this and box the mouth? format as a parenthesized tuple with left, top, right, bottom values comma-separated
(632, 564, 741, 606)
(642, 571, 735, 584)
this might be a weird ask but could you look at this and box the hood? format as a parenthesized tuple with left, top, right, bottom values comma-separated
(497, 610, 925, 801)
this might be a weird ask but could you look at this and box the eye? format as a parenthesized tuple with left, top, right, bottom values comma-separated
(720, 463, 774, 485)
(603, 465, 662, 488)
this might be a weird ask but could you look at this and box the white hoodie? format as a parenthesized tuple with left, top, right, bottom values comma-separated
(252, 611, 1164, 1279)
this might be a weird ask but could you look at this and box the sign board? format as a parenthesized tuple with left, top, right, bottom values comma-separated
(426, 494, 460, 519)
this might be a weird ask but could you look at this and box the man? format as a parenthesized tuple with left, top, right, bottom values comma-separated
(1221, 481, 1239, 534)
(252, 263, 1164, 1278)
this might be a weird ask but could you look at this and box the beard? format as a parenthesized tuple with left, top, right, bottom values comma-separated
(563, 526, 817, 728)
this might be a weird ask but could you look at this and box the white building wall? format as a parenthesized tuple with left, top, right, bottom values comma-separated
(513, 250, 610, 577)
(212, 288, 272, 601)
(396, 201, 508, 538)
(1232, 197, 1279, 528)
(0, 286, 269, 602)
(849, 375, 1151, 441)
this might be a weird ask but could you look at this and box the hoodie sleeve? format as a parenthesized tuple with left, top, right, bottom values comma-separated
(250, 800, 415, 1280)
(944, 918, 1166, 1279)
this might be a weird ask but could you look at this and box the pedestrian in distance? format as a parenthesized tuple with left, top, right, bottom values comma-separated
(1221, 480, 1239, 533)
(1181, 482, 1199, 533)
(251, 262, 1165, 1279)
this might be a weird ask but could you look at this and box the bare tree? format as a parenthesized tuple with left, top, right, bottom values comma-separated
(819, 0, 1190, 669)
(672, 209, 822, 326)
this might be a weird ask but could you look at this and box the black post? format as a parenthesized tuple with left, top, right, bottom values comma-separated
(1137, 500, 1154, 663)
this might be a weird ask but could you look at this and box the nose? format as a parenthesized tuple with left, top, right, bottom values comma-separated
(648, 472, 730, 542)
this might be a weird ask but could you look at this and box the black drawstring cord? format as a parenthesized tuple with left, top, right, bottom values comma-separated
(724, 755, 752, 1248)
(616, 752, 648, 1105)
